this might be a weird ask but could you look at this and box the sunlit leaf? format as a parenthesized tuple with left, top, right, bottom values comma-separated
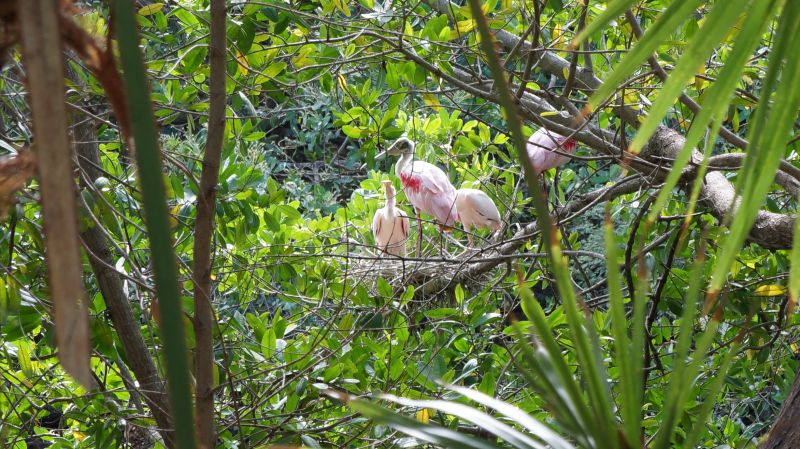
(754, 284, 787, 297)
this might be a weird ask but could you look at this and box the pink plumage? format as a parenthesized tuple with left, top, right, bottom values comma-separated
(526, 128, 577, 176)
(387, 139, 458, 228)
(455, 188, 502, 232)
(377, 137, 459, 256)
(399, 161, 459, 227)
(455, 188, 502, 246)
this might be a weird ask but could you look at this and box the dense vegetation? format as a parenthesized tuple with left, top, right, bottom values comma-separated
(1, 0, 799, 448)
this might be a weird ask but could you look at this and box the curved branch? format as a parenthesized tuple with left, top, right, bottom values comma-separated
(411, 5, 798, 250)
(642, 127, 795, 250)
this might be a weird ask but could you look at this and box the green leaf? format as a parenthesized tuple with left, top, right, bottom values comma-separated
(605, 209, 641, 447)
(379, 393, 546, 449)
(454, 284, 465, 305)
(709, 0, 800, 295)
(261, 327, 277, 359)
(586, 0, 706, 111)
(138, 3, 164, 16)
(342, 125, 365, 138)
(515, 288, 595, 446)
(113, 2, 196, 448)
(17, 342, 33, 377)
(629, 0, 749, 154)
(264, 61, 287, 78)
(446, 385, 575, 449)
(173, 9, 199, 27)
(351, 399, 503, 449)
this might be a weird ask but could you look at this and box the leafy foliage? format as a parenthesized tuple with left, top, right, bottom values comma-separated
(0, 1, 798, 448)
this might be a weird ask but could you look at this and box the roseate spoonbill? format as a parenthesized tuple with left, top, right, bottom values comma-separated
(455, 188, 502, 246)
(527, 128, 577, 176)
(376, 137, 458, 256)
(372, 180, 410, 256)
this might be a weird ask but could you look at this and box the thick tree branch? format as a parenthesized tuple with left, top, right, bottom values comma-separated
(642, 127, 795, 250)
(408, 4, 798, 250)
(759, 371, 800, 449)
(73, 116, 175, 447)
(19, 0, 91, 388)
(193, 0, 226, 446)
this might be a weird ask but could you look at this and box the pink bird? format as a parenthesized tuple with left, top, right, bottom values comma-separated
(527, 128, 578, 176)
(377, 137, 458, 256)
(372, 180, 410, 256)
(455, 188, 502, 246)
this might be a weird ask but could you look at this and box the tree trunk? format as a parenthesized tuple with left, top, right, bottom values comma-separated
(759, 369, 800, 449)
(18, 0, 92, 388)
(72, 96, 176, 448)
(193, 0, 227, 446)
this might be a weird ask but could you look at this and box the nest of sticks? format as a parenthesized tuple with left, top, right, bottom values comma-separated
(345, 235, 502, 296)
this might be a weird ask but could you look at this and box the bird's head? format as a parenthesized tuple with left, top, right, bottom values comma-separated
(377, 137, 415, 159)
(382, 179, 395, 195)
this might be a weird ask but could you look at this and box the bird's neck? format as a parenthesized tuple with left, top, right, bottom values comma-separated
(385, 195, 396, 214)
(395, 152, 413, 177)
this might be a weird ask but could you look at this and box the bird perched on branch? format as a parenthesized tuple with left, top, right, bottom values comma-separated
(372, 180, 410, 256)
(455, 188, 502, 246)
(377, 137, 458, 256)
(527, 128, 577, 176)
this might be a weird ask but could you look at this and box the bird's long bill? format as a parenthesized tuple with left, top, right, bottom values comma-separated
(361, 149, 389, 170)
(377, 139, 406, 158)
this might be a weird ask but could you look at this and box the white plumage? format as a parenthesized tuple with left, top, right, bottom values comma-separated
(372, 180, 410, 256)
(455, 188, 502, 245)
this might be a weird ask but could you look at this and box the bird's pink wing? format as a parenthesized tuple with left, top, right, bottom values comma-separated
(418, 163, 459, 225)
(403, 161, 458, 225)
(466, 191, 501, 223)
(426, 189, 459, 226)
(412, 161, 452, 194)
(527, 128, 575, 173)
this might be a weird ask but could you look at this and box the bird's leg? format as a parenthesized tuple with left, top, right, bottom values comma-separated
(465, 226, 474, 247)
(415, 208, 422, 257)
(540, 177, 550, 206)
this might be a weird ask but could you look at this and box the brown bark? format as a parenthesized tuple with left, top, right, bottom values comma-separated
(193, 0, 227, 446)
(443, 56, 797, 251)
(758, 372, 800, 449)
(641, 127, 795, 250)
(73, 113, 176, 448)
(425, 0, 797, 250)
(18, 0, 91, 388)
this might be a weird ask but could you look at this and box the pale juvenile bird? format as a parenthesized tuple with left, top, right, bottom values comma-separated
(376, 137, 458, 256)
(371, 180, 410, 256)
(527, 128, 577, 176)
(455, 188, 502, 246)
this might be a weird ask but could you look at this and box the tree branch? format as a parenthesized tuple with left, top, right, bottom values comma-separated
(73, 112, 175, 447)
(389, 6, 798, 250)
(624, 9, 748, 149)
(19, 0, 91, 388)
(193, 0, 226, 446)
